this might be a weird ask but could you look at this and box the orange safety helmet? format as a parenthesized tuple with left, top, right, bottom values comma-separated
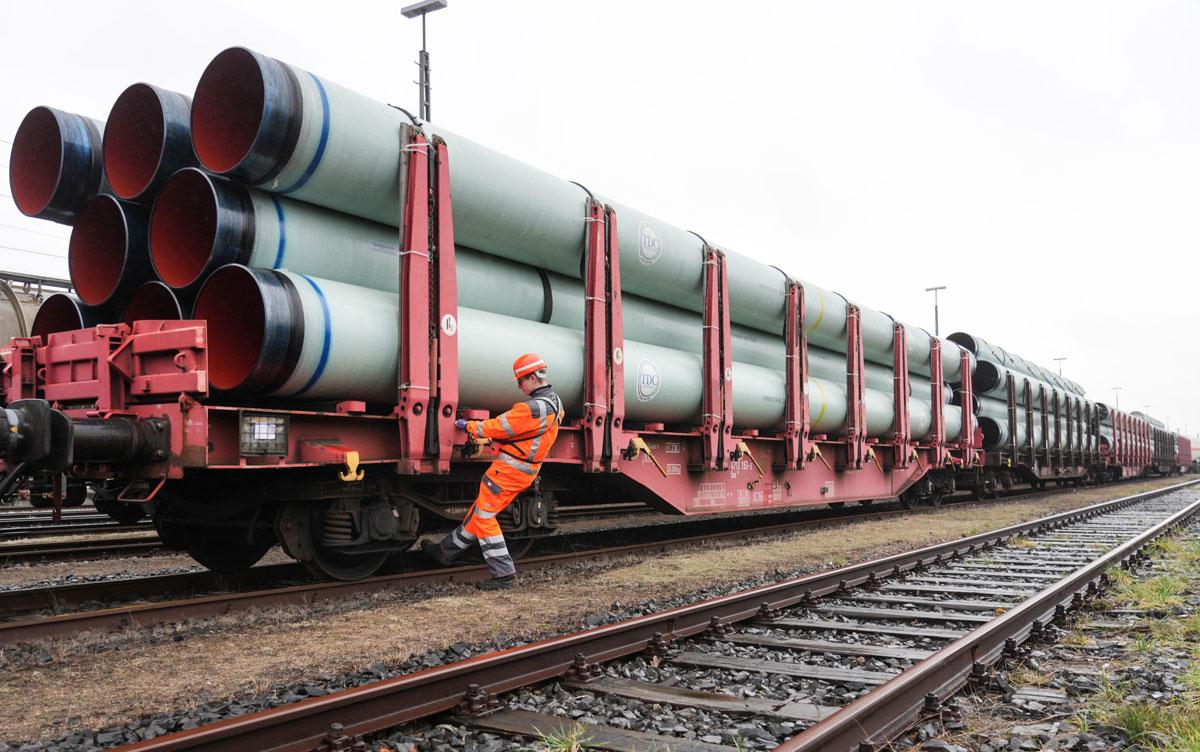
(513, 353, 547, 380)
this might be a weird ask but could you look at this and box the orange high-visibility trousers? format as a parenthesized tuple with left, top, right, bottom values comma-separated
(437, 458, 537, 579)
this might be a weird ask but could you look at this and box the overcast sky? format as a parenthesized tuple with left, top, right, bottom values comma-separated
(1, 1, 1197, 437)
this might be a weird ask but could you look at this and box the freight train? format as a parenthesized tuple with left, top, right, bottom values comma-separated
(0, 47, 1190, 578)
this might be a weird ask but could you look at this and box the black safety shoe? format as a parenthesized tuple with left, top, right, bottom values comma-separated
(476, 576, 516, 591)
(421, 539, 453, 566)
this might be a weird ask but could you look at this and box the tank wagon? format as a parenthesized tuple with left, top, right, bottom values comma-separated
(0, 47, 1188, 578)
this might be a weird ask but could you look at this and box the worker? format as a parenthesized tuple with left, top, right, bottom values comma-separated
(422, 353, 564, 590)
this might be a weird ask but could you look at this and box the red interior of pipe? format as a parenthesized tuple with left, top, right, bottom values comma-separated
(9, 108, 63, 217)
(192, 265, 264, 390)
(104, 84, 165, 200)
(192, 48, 265, 173)
(122, 283, 180, 324)
(150, 169, 217, 288)
(69, 197, 126, 306)
(30, 295, 82, 339)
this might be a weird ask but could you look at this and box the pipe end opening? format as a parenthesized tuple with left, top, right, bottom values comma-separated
(70, 196, 128, 306)
(31, 294, 84, 339)
(122, 281, 182, 323)
(150, 169, 218, 289)
(192, 48, 266, 174)
(9, 107, 63, 217)
(104, 84, 167, 200)
(946, 332, 978, 355)
(193, 265, 265, 390)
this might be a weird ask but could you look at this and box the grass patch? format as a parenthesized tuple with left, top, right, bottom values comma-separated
(522, 723, 595, 752)
(1076, 528, 1200, 751)
(1058, 627, 1091, 646)
(1007, 536, 1038, 550)
(1009, 665, 1055, 687)
(1093, 702, 1200, 750)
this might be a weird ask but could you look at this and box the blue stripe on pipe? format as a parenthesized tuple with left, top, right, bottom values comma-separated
(293, 275, 333, 396)
(270, 195, 287, 268)
(278, 72, 331, 195)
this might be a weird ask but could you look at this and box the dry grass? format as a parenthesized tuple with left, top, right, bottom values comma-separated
(1008, 665, 1055, 687)
(0, 476, 1185, 741)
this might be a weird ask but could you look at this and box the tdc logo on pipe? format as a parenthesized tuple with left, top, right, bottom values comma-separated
(637, 359, 661, 402)
(638, 221, 663, 265)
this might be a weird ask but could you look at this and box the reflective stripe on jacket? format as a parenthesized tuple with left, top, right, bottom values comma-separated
(467, 385, 564, 468)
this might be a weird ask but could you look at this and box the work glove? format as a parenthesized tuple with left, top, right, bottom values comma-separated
(455, 418, 468, 430)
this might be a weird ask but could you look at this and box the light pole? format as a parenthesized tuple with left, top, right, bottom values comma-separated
(1112, 386, 1122, 411)
(401, 0, 448, 122)
(1053, 357, 1067, 376)
(924, 286, 946, 337)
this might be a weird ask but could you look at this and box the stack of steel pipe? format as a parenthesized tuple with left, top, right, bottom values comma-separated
(9, 83, 197, 333)
(948, 332, 1092, 452)
(11, 46, 978, 439)
(177, 46, 969, 437)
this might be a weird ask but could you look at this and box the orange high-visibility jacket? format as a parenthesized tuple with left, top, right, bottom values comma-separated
(466, 386, 564, 474)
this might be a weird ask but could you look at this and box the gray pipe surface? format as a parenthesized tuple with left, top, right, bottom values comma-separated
(189, 47, 969, 382)
(192, 265, 959, 439)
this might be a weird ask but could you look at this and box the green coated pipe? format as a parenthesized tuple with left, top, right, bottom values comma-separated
(188, 47, 970, 384)
(193, 266, 958, 439)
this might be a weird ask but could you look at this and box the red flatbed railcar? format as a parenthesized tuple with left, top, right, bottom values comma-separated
(0, 128, 1177, 578)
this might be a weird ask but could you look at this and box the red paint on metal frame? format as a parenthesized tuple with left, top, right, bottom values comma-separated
(700, 246, 732, 471)
(395, 128, 432, 474)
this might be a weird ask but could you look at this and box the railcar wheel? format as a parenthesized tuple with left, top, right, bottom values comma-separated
(98, 500, 147, 525)
(971, 472, 997, 500)
(275, 501, 395, 581)
(153, 486, 275, 573)
(928, 492, 944, 507)
(63, 482, 88, 507)
(94, 483, 148, 525)
(505, 536, 537, 560)
(184, 536, 273, 574)
(304, 544, 390, 581)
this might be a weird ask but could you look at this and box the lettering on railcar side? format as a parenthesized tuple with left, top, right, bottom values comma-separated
(694, 481, 726, 508)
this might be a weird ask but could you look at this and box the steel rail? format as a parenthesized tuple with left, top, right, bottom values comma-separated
(773, 480, 1200, 751)
(0, 534, 162, 564)
(112, 479, 1199, 752)
(0, 521, 150, 539)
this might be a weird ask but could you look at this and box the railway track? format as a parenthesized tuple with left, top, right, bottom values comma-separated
(0, 507, 105, 525)
(0, 479, 1171, 647)
(105, 479, 1199, 752)
(0, 520, 151, 540)
(0, 477, 1170, 567)
(0, 503, 648, 566)
(0, 496, 993, 645)
(0, 534, 163, 564)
